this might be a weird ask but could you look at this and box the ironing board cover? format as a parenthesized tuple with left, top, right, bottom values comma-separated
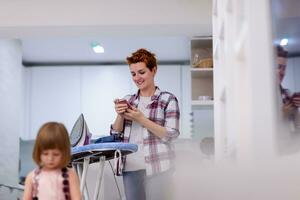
(71, 142, 138, 163)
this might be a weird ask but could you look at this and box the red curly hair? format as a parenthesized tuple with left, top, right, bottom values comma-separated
(126, 48, 157, 71)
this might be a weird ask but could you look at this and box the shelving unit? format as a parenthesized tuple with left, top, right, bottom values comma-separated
(191, 68, 214, 102)
(190, 37, 214, 139)
(192, 100, 214, 107)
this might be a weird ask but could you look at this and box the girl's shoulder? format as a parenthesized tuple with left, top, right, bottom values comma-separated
(27, 168, 40, 178)
(25, 170, 34, 182)
(27, 169, 35, 176)
(24, 168, 39, 185)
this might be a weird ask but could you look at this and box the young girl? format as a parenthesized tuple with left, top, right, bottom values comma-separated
(23, 122, 81, 200)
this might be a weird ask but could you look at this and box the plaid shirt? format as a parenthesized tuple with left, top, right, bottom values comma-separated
(280, 84, 291, 105)
(111, 87, 180, 176)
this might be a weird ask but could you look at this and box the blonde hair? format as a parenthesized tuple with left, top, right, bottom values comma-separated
(32, 122, 71, 168)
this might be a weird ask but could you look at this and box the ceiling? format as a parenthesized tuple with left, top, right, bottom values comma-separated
(20, 0, 300, 65)
(21, 36, 192, 65)
(4, 0, 211, 65)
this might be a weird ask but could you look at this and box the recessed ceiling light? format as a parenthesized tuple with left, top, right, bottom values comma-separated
(91, 42, 104, 53)
(280, 38, 288, 46)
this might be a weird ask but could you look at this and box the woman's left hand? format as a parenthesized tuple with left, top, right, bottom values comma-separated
(123, 107, 145, 123)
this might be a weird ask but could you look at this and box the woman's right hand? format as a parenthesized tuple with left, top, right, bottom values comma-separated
(282, 101, 296, 115)
(114, 99, 129, 115)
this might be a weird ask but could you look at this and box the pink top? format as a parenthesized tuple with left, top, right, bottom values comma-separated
(33, 169, 65, 200)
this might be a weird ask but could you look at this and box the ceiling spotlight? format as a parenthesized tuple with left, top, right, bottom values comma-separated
(91, 42, 104, 53)
(280, 38, 288, 46)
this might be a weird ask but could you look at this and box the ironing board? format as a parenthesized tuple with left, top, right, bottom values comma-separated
(71, 142, 138, 200)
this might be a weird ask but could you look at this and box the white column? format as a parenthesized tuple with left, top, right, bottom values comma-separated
(0, 39, 23, 199)
(213, 0, 276, 163)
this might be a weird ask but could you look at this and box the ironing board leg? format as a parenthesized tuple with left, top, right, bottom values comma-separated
(80, 157, 90, 196)
(93, 156, 106, 200)
(74, 163, 90, 200)
(75, 164, 82, 180)
(84, 183, 90, 200)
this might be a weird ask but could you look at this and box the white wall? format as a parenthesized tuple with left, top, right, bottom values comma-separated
(0, 39, 23, 199)
(25, 67, 81, 139)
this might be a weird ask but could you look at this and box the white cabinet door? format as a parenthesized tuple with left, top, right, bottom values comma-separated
(28, 67, 81, 139)
(180, 65, 192, 138)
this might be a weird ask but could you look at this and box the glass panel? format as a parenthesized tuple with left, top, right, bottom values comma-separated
(271, 0, 300, 153)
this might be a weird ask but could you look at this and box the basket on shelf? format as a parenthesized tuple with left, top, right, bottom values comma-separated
(193, 57, 213, 68)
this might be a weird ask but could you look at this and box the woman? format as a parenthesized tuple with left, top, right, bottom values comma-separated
(111, 48, 180, 200)
(277, 45, 300, 130)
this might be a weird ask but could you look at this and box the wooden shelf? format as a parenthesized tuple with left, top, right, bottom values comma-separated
(191, 68, 213, 78)
(191, 37, 213, 48)
(191, 100, 214, 109)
